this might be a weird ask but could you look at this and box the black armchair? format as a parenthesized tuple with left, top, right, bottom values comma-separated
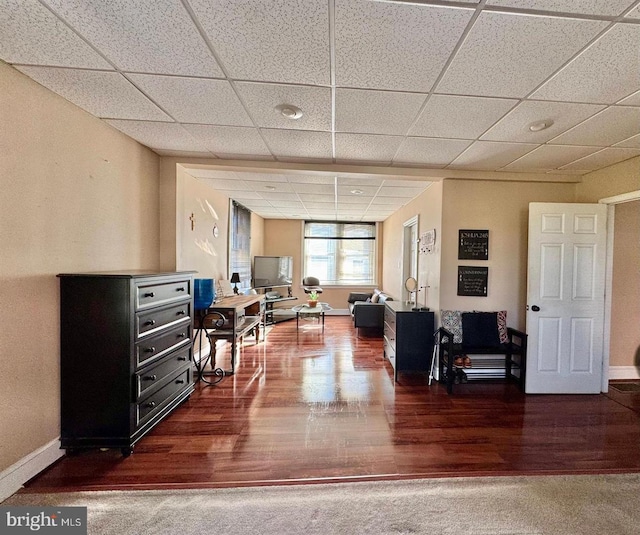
(302, 276, 323, 294)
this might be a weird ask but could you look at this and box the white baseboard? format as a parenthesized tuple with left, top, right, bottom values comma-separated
(0, 439, 64, 502)
(608, 366, 640, 380)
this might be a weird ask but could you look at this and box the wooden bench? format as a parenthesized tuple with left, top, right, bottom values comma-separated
(437, 311, 527, 394)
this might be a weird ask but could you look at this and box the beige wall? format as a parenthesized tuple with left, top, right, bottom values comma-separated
(440, 179, 576, 330)
(0, 63, 160, 471)
(176, 170, 231, 280)
(610, 200, 640, 367)
(574, 157, 639, 368)
(575, 156, 639, 203)
(382, 182, 443, 313)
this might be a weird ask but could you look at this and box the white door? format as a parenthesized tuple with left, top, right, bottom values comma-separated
(525, 203, 607, 394)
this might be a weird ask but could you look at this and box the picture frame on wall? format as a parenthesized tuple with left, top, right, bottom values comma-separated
(457, 266, 488, 296)
(458, 229, 489, 260)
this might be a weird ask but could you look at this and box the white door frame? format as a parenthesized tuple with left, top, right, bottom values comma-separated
(403, 215, 419, 303)
(599, 190, 640, 391)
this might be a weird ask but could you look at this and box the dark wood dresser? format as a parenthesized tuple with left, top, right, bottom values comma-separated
(57, 271, 195, 456)
(383, 301, 435, 382)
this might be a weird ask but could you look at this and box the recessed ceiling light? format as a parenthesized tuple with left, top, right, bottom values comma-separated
(350, 189, 364, 195)
(264, 185, 276, 191)
(528, 120, 554, 132)
(275, 104, 303, 120)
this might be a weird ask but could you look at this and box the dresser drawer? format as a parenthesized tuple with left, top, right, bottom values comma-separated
(136, 368, 192, 426)
(136, 302, 191, 339)
(383, 335, 396, 367)
(384, 308, 396, 331)
(135, 278, 191, 311)
(135, 322, 192, 368)
(135, 345, 192, 399)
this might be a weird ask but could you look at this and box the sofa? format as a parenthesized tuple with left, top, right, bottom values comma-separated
(348, 289, 394, 330)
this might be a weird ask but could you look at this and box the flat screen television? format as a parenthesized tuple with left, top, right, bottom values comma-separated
(253, 256, 293, 289)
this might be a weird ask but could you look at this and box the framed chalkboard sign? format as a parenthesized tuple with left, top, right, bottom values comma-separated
(458, 229, 489, 260)
(457, 266, 488, 296)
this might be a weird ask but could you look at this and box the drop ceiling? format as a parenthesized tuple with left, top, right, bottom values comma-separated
(2, 0, 639, 221)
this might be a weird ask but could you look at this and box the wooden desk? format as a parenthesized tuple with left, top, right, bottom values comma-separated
(206, 294, 265, 374)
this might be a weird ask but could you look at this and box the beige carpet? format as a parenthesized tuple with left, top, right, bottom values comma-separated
(4, 474, 640, 534)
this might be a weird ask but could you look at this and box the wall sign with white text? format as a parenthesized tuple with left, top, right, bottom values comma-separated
(458, 229, 489, 260)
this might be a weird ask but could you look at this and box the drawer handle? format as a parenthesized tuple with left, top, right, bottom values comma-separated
(177, 356, 187, 361)
(176, 287, 186, 292)
(177, 310, 186, 316)
(143, 374, 157, 381)
(145, 347, 156, 353)
(177, 332, 186, 338)
(175, 379, 185, 384)
(145, 401, 156, 409)
(145, 319, 156, 326)
(144, 292, 155, 298)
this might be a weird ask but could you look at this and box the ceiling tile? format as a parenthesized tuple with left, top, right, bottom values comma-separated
(261, 129, 333, 160)
(189, 0, 329, 85)
(559, 147, 640, 171)
(370, 196, 411, 206)
(448, 141, 538, 170)
(231, 172, 291, 182)
(105, 120, 207, 152)
(17, 67, 171, 120)
(129, 75, 253, 125)
(626, 4, 640, 17)
(288, 175, 335, 185)
(259, 191, 300, 202)
(43, 0, 223, 77)
(244, 180, 294, 193)
(338, 177, 383, 187)
(334, 0, 473, 92)
(382, 179, 432, 188)
(336, 89, 427, 135)
(410, 95, 518, 139)
(335, 134, 403, 163)
(337, 185, 380, 197)
(182, 125, 271, 157)
(619, 90, 640, 106)
(377, 186, 428, 198)
(486, 0, 636, 16)
(203, 178, 255, 192)
(290, 183, 335, 195)
(502, 144, 598, 170)
(436, 12, 607, 98)
(0, 0, 112, 69)
(225, 191, 263, 200)
(337, 196, 374, 205)
(235, 82, 331, 131)
(551, 106, 640, 146)
(531, 25, 640, 105)
(615, 134, 640, 149)
(481, 100, 605, 143)
(394, 138, 472, 166)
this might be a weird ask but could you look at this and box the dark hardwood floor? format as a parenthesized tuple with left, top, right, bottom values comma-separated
(23, 316, 640, 493)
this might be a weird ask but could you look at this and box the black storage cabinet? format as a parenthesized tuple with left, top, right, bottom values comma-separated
(58, 271, 195, 456)
(383, 301, 435, 382)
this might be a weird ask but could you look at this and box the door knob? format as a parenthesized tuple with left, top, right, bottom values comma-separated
(531, 305, 540, 312)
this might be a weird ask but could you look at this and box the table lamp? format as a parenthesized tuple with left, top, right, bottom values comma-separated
(230, 272, 241, 294)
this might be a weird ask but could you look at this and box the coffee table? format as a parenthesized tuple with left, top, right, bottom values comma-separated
(292, 302, 332, 331)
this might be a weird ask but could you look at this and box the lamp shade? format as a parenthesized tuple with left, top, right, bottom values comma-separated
(194, 278, 215, 310)
(230, 272, 241, 283)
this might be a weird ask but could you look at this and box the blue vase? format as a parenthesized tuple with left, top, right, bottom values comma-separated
(194, 278, 215, 310)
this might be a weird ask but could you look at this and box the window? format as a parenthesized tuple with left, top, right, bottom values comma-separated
(229, 201, 251, 292)
(303, 221, 376, 285)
